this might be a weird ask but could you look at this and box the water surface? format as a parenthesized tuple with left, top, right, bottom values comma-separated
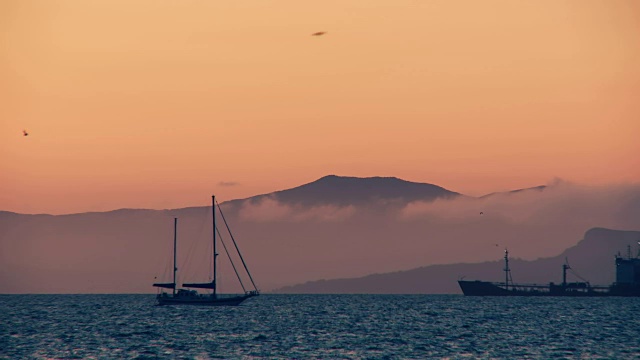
(2, 294, 639, 359)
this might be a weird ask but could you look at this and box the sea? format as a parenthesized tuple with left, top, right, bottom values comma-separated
(1, 294, 640, 359)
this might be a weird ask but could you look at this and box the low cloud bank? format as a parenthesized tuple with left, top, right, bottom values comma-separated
(233, 181, 640, 282)
(238, 197, 356, 222)
(237, 181, 640, 232)
(400, 181, 640, 229)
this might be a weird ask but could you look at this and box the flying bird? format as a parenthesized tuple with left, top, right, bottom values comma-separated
(311, 31, 326, 36)
(480, 211, 484, 215)
(22, 130, 28, 136)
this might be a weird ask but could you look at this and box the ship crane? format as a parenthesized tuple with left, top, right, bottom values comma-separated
(562, 258, 570, 288)
(564, 257, 590, 286)
(503, 249, 513, 290)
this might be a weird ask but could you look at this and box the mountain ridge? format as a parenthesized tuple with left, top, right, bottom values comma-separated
(224, 175, 462, 208)
(479, 185, 547, 199)
(274, 227, 640, 294)
(1, 178, 638, 293)
(2, 175, 546, 216)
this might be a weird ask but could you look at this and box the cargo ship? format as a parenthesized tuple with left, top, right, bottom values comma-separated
(458, 247, 640, 296)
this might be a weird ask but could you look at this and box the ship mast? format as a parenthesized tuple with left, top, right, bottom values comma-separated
(504, 249, 510, 291)
(212, 195, 217, 297)
(173, 217, 177, 296)
(562, 262, 570, 288)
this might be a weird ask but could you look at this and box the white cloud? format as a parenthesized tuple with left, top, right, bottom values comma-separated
(238, 197, 292, 222)
(238, 197, 356, 222)
(400, 181, 640, 229)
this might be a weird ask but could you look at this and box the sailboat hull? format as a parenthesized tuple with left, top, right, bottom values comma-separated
(156, 293, 258, 306)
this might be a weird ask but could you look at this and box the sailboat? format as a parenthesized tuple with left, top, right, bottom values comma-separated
(153, 196, 259, 305)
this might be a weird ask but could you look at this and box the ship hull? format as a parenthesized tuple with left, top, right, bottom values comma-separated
(156, 293, 258, 306)
(459, 280, 640, 297)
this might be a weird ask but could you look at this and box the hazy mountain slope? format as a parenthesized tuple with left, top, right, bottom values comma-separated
(1, 177, 638, 294)
(479, 185, 547, 198)
(275, 228, 640, 294)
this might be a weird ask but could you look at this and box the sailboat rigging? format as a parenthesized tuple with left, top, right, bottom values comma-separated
(153, 195, 259, 305)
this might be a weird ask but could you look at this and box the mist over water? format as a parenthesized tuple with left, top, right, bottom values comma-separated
(2, 294, 640, 359)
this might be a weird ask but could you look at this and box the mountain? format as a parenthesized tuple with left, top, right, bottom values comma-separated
(1, 176, 638, 294)
(0, 175, 461, 293)
(274, 228, 640, 294)
(229, 175, 461, 207)
(479, 185, 547, 198)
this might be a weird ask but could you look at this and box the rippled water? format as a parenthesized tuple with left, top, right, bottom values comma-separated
(2, 294, 640, 359)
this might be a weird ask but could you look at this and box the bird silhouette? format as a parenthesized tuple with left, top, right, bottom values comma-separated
(480, 211, 484, 215)
(312, 32, 326, 36)
(23, 130, 29, 136)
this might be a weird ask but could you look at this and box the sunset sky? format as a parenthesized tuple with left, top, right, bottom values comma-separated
(2, 0, 639, 214)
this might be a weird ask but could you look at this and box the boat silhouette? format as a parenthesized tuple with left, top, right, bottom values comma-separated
(153, 196, 259, 305)
(459, 246, 640, 297)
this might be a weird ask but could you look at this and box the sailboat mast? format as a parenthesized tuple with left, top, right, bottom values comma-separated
(173, 217, 177, 296)
(212, 195, 217, 296)
(504, 249, 510, 291)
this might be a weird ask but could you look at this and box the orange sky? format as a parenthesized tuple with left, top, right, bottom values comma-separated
(1, 0, 639, 214)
